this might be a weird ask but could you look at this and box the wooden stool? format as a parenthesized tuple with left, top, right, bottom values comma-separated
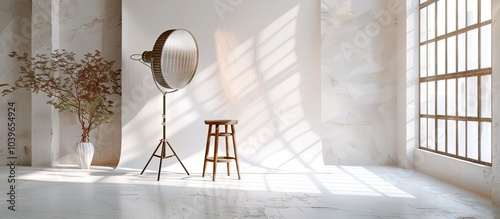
(202, 120, 241, 181)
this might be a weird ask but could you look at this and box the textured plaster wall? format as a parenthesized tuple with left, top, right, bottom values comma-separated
(321, 0, 399, 165)
(0, 0, 32, 166)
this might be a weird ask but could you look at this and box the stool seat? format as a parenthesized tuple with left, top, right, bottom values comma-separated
(202, 119, 241, 181)
(204, 120, 238, 125)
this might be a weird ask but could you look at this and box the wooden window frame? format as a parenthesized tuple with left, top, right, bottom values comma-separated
(419, 0, 492, 166)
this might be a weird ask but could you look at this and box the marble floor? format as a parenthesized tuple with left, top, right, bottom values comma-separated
(1, 165, 499, 219)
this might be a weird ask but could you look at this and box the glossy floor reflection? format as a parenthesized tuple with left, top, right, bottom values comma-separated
(1, 166, 499, 218)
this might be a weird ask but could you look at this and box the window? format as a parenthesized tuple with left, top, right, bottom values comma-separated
(419, 0, 491, 165)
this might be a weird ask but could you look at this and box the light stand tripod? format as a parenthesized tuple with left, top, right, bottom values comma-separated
(131, 28, 198, 181)
(140, 91, 190, 181)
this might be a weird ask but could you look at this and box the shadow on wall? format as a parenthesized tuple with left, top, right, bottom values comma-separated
(120, 1, 323, 173)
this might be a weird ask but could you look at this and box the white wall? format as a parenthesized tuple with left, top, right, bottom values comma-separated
(320, 0, 400, 165)
(120, 0, 323, 173)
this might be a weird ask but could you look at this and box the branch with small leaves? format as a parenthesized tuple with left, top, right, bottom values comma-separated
(1, 50, 121, 142)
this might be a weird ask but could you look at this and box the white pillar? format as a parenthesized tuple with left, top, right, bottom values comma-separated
(491, 0, 500, 206)
(30, 0, 60, 167)
(397, 0, 419, 169)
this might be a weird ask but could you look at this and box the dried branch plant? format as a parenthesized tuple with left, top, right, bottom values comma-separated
(1, 50, 121, 142)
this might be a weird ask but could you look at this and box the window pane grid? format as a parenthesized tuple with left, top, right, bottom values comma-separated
(419, 0, 491, 166)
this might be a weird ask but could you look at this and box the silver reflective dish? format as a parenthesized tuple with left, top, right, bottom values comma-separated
(142, 29, 199, 90)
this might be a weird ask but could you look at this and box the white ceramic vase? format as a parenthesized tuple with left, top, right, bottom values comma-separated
(75, 142, 94, 169)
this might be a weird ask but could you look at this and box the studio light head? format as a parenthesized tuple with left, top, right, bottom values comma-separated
(135, 29, 199, 93)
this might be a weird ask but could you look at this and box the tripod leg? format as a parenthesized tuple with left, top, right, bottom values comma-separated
(141, 141, 162, 175)
(166, 140, 190, 175)
(157, 141, 165, 181)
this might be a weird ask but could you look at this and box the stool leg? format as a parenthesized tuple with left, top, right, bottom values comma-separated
(231, 125, 241, 180)
(213, 125, 220, 181)
(225, 124, 230, 176)
(202, 124, 212, 177)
